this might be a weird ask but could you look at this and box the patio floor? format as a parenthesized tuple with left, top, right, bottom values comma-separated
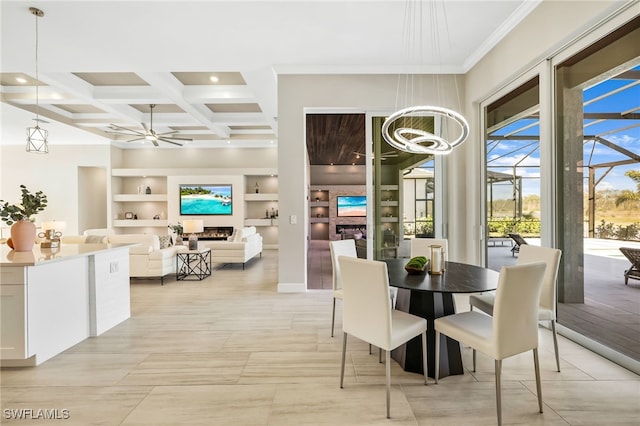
(488, 238, 640, 363)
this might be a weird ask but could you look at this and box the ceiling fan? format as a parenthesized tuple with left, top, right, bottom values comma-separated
(106, 104, 192, 147)
(352, 151, 399, 161)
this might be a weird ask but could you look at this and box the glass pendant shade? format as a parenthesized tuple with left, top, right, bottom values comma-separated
(26, 125, 49, 153)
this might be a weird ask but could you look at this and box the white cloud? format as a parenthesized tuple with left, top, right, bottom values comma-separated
(488, 153, 540, 167)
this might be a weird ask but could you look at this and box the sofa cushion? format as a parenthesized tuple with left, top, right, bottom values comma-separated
(158, 235, 173, 249)
(237, 226, 257, 241)
(107, 234, 159, 254)
(85, 235, 107, 243)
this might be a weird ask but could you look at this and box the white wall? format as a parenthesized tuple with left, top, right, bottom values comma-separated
(0, 145, 112, 235)
(278, 74, 464, 292)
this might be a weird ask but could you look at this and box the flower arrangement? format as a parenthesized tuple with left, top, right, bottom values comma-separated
(0, 185, 48, 225)
(168, 223, 183, 235)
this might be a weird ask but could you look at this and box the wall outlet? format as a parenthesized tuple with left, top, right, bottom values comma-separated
(109, 261, 119, 273)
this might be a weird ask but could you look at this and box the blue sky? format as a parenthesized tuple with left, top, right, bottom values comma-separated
(487, 65, 639, 197)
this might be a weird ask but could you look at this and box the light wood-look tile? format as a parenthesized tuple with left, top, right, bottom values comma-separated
(1, 249, 638, 425)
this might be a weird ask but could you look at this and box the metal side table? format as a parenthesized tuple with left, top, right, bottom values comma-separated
(176, 248, 212, 281)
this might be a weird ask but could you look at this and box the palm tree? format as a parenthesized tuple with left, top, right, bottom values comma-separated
(615, 170, 640, 206)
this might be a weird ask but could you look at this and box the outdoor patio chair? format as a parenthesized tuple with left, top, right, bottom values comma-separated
(619, 247, 640, 285)
(508, 233, 528, 257)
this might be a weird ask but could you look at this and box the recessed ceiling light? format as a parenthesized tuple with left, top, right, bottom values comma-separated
(209, 75, 219, 83)
(226, 140, 231, 144)
(16, 77, 27, 84)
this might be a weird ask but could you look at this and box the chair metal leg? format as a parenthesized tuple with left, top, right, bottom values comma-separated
(473, 348, 476, 372)
(386, 350, 391, 419)
(422, 331, 428, 385)
(331, 298, 337, 338)
(495, 359, 502, 426)
(340, 333, 347, 388)
(369, 344, 372, 355)
(379, 347, 382, 363)
(551, 320, 560, 372)
(533, 348, 543, 413)
(435, 331, 440, 384)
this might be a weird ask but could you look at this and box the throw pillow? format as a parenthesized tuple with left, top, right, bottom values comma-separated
(158, 235, 173, 249)
(227, 230, 237, 241)
(85, 235, 105, 243)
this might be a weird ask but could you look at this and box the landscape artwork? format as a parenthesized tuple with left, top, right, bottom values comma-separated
(337, 195, 366, 217)
(179, 184, 232, 215)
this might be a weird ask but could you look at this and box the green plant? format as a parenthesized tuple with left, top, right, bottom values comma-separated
(615, 170, 640, 207)
(0, 185, 48, 225)
(168, 223, 183, 234)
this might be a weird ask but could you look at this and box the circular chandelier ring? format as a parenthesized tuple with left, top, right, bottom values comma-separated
(382, 105, 469, 155)
(392, 128, 450, 154)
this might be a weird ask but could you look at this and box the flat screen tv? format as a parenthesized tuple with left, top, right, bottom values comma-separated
(337, 195, 366, 217)
(179, 184, 232, 215)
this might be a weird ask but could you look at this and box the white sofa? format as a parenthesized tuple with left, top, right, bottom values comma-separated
(204, 226, 262, 269)
(62, 233, 186, 284)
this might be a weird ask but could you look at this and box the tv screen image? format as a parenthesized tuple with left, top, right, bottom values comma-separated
(179, 184, 232, 215)
(337, 195, 366, 217)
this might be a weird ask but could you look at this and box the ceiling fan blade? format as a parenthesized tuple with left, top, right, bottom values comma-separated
(141, 122, 149, 132)
(108, 124, 145, 135)
(156, 130, 178, 136)
(124, 137, 146, 143)
(161, 136, 192, 142)
(158, 138, 184, 146)
(152, 139, 159, 147)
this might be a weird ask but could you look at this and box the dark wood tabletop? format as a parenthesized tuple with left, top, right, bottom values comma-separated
(384, 258, 500, 377)
(383, 259, 499, 294)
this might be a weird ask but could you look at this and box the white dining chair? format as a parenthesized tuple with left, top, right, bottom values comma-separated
(329, 239, 357, 338)
(410, 238, 448, 260)
(435, 262, 547, 426)
(469, 245, 562, 372)
(338, 256, 428, 419)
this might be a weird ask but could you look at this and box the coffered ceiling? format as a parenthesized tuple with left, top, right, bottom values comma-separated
(0, 0, 539, 149)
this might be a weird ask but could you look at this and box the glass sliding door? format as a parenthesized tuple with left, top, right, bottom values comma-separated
(554, 17, 640, 361)
(483, 77, 542, 271)
(369, 115, 434, 260)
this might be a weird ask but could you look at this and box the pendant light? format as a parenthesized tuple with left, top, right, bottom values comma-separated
(26, 6, 48, 153)
(382, 1, 469, 155)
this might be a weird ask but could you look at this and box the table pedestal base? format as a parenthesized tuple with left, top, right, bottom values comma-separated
(392, 288, 463, 379)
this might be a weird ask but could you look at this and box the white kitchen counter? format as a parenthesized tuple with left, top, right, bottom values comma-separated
(0, 243, 131, 366)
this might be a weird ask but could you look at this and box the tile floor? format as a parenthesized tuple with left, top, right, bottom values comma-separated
(1, 249, 639, 425)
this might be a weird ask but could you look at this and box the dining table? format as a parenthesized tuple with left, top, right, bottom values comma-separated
(384, 259, 499, 379)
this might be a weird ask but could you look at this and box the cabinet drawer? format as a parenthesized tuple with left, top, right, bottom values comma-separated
(0, 267, 26, 285)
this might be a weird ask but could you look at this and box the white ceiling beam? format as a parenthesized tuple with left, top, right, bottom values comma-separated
(136, 72, 230, 138)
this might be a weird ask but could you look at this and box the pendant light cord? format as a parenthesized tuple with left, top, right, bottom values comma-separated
(34, 8, 40, 124)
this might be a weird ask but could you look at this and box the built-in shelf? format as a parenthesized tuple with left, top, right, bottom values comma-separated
(113, 194, 168, 202)
(310, 201, 329, 207)
(244, 219, 279, 227)
(380, 217, 398, 223)
(310, 217, 329, 223)
(244, 193, 278, 201)
(113, 220, 168, 227)
(380, 200, 398, 207)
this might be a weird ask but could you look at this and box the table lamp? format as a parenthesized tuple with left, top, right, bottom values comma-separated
(183, 219, 204, 250)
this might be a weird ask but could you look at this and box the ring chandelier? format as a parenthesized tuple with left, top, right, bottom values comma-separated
(382, 105, 469, 155)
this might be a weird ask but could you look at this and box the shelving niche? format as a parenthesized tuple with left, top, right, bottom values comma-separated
(110, 169, 279, 248)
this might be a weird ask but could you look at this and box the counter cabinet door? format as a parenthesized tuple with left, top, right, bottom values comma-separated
(0, 283, 29, 360)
